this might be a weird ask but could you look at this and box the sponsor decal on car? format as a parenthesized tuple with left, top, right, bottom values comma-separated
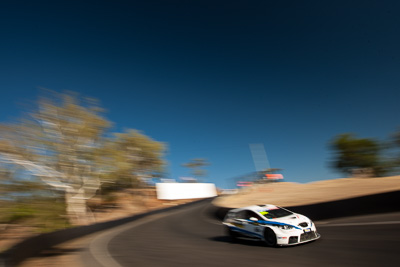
(229, 226, 264, 239)
(245, 219, 302, 230)
(232, 223, 244, 228)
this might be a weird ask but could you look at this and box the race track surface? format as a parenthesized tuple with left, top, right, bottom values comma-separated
(88, 199, 400, 267)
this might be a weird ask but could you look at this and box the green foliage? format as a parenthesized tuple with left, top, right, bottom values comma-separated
(370, 130, 400, 175)
(0, 179, 50, 200)
(0, 197, 70, 232)
(330, 133, 384, 177)
(4, 205, 36, 223)
(97, 129, 166, 189)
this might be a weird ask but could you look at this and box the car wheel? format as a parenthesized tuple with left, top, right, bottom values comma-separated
(226, 226, 237, 242)
(264, 228, 277, 247)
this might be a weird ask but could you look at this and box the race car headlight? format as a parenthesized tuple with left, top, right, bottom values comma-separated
(278, 225, 293, 230)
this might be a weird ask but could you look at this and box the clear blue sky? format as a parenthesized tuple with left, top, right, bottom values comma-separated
(1, 0, 400, 188)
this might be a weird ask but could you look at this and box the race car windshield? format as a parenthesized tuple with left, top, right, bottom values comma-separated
(260, 208, 293, 219)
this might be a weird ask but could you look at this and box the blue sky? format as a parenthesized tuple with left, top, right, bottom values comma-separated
(1, 0, 400, 188)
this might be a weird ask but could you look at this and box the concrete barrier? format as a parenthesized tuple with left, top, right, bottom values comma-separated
(285, 190, 400, 221)
(0, 199, 209, 267)
(212, 190, 400, 221)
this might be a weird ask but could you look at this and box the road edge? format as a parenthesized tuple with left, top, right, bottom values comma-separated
(0, 199, 210, 267)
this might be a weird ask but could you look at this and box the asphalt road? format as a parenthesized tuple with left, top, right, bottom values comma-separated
(86, 199, 400, 267)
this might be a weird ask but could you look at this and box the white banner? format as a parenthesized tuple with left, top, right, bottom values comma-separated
(156, 183, 217, 200)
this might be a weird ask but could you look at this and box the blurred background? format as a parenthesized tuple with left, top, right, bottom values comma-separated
(1, 0, 400, 257)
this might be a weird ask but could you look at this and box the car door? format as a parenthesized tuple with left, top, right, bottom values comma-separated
(230, 210, 249, 230)
(242, 210, 264, 237)
(233, 210, 263, 238)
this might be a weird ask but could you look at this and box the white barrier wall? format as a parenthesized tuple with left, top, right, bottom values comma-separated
(156, 183, 218, 200)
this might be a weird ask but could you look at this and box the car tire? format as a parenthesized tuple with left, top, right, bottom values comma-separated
(264, 228, 277, 247)
(226, 226, 237, 242)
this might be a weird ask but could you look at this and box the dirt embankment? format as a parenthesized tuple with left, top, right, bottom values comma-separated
(213, 176, 400, 208)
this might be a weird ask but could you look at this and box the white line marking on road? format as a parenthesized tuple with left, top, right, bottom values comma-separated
(89, 214, 167, 267)
(89, 204, 204, 267)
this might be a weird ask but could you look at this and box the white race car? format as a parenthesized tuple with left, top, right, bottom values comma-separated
(223, 204, 320, 246)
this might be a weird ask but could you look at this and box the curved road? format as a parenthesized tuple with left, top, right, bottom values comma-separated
(85, 199, 400, 267)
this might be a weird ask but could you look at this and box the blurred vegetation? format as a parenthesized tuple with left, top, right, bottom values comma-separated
(0, 182, 64, 233)
(330, 132, 400, 177)
(392, 130, 400, 168)
(0, 193, 70, 232)
(99, 129, 166, 189)
(182, 158, 210, 181)
(0, 90, 166, 228)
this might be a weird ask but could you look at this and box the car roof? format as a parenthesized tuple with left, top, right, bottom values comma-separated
(230, 204, 280, 213)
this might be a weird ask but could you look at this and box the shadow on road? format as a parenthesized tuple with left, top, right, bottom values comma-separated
(32, 247, 83, 258)
(209, 235, 318, 249)
(209, 236, 274, 247)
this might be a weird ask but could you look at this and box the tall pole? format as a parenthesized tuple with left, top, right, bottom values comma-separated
(249, 143, 270, 172)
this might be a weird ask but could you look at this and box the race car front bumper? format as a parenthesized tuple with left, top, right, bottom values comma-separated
(277, 230, 321, 246)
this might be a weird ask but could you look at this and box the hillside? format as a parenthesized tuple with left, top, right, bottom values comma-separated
(213, 176, 400, 208)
